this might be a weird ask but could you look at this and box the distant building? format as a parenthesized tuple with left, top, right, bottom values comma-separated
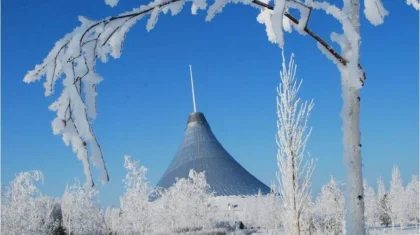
(155, 111, 270, 197)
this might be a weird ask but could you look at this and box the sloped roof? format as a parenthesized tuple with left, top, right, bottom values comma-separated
(155, 112, 270, 196)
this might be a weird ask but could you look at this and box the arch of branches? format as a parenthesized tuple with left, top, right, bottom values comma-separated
(24, 0, 366, 187)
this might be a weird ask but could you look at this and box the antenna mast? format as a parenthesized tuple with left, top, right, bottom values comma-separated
(189, 65, 197, 113)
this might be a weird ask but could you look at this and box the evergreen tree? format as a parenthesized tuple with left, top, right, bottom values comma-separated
(379, 194, 391, 227)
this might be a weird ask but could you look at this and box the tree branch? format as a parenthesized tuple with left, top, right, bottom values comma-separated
(70, 0, 365, 83)
(252, 0, 366, 81)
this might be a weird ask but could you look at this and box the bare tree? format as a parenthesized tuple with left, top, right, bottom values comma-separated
(276, 51, 315, 235)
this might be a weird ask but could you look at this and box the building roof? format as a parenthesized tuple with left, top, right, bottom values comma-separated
(155, 112, 271, 196)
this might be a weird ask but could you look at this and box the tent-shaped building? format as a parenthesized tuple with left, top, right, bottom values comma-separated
(156, 111, 270, 196)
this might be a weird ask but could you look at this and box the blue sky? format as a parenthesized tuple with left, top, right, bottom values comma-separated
(2, 0, 418, 206)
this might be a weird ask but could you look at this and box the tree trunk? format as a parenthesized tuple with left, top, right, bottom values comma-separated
(343, 0, 366, 234)
(342, 81, 365, 235)
(391, 220, 395, 233)
(295, 216, 301, 235)
(291, 147, 300, 235)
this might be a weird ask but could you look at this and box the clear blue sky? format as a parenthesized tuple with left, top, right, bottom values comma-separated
(2, 0, 418, 206)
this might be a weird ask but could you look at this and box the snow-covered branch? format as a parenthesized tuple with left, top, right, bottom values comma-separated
(26, 0, 408, 190)
(406, 0, 420, 10)
(25, 0, 348, 188)
(23, 0, 209, 187)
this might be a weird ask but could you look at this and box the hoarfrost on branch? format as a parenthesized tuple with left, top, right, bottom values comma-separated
(276, 50, 315, 235)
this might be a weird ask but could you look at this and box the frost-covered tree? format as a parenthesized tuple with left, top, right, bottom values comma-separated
(363, 180, 378, 229)
(259, 0, 415, 233)
(291, 196, 318, 235)
(61, 179, 105, 235)
(276, 51, 315, 235)
(378, 194, 391, 228)
(104, 207, 121, 235)
(376, 177, 386, 206)
(1, 171, 61, 235)
(242, 192, 264, 228)
(376, 177, 391, 228)
(314, 177, 345, 235)
(388, 165, 407, 230)
(300, 0, 385, 233)
(115, 155, 154, 235)
(258, 192, 283, 230)
(154, 169, 216, 233)
(375, 176, 392, 228)
(405, 175, 419, 225)
(241, 191, 282, 231)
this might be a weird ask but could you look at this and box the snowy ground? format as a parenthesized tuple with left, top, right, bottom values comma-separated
(366, 225, 419, 235)
(248, 225, 420, 235)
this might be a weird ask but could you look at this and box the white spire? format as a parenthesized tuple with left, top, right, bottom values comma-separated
(189, 65, 197, 113)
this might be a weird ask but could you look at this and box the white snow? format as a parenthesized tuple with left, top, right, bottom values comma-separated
(191, 0, 208, 14)
(271, 0, 287, 48)
(205, 0, 258, 22)
(105, 0, 120, 7)
(162, 1, 185, 16)
(205, 0, 230, 21)
(406, 0, 420, 10)
(363, 0, 388, 26)
(2, 161, 419, 235)
(282, 15, 292, 33)
(146, 7, 161, 31)
(257, 8, 277, 43)
(287, 0, 311, 33)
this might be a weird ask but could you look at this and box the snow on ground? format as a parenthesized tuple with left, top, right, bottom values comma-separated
(249, 225, 420, 235)
(366, 225, 420, 235)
